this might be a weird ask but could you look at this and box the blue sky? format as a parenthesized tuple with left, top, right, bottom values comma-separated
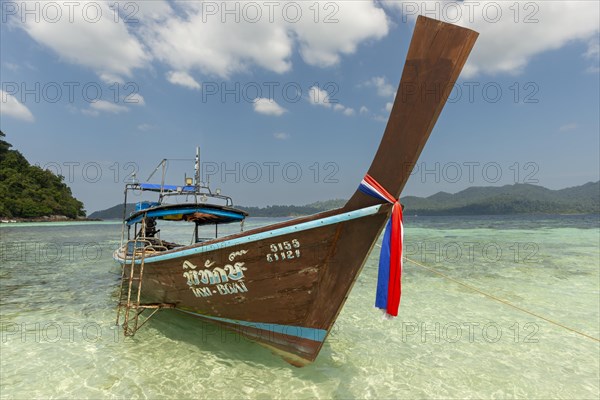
(1, 1, 599, 213)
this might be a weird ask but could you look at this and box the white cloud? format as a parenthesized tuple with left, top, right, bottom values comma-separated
(81, 109, 100, 117)
(343, 107, 355, 116)
(142, 3, 293, 78)
(334, 103, 355, 116)
(66, 104, 79, 114)
(11, 0, 599, 90)
(166, 71, 201, 90)
(134, 0, 173, 21)
(16, 1, 149, 82)
(371, 103, 393, 122)
(308, 86, 354, 116)
(99, 73, 124, 85)
(292, 2, 389, 67)
(124, 93, 145, 106)
(363, 76, 395, 97)
(83, 100, 129, 116)
(0, 90, 35, 122)
(13, 1, 389, 84)
(584, 38, 600, 73)
(273, 132, 290, 140)
(360, 77, 396, 117)
(2, 62, 19, 72)
(559, 123, 578, 132)
(138, 123, 157, 132)
(308, 86, 332, 108)
(384, 1, 600, 77)
(253, 98, 287, 116)
(141, 1, 388, 77)
(584, 39, 600, 60)
(359, 106, 369, 115)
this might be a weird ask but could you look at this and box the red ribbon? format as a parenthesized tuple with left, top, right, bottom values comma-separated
(388, 202, 403, 316)
(362, 174, 403, 317)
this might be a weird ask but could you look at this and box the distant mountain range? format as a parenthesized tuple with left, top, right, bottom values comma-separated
(89, 182, 599, 219)
(401, 181, 599, 215)
(88, 203, 136, 220)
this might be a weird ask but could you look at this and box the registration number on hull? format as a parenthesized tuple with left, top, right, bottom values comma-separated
(266, 239, 301, 262)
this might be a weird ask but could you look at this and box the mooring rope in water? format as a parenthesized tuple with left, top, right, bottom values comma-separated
(374, 243, 600, 343)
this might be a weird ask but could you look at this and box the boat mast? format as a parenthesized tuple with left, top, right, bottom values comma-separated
(195, 146, 200, 191)
(160, 160, 166, 200)
(146, 159, 168, 202)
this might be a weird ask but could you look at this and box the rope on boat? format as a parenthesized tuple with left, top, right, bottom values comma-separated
(405, 256, 600, 343)
(374, 244, 600, 343)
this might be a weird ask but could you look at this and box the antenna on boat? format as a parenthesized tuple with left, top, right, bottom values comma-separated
(195, 146, 200, 189)
(145, 159, 168, 199)
(147, 159, 167, 182)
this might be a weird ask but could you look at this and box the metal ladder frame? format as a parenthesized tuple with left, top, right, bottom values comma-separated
(115, 220, 174, 336)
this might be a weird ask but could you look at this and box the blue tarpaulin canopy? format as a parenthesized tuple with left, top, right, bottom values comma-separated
(126, 207, 245, 225)
(138, 183, 196, 192)
(126, 184, 246, 226)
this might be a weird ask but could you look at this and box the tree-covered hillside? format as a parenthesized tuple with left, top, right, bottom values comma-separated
(238, 199, 347, 217)
(88, 203, 134, 220)
(0, 131, 85, 218)
(401, 182, 599, 215)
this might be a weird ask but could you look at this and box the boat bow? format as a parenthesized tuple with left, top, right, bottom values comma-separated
(345, 16, 479, 211)
(113, 16, 479, 366)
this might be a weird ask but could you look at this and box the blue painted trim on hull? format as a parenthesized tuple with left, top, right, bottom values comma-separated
(178, 309, 327, 342)
(116, 205, 382, 264)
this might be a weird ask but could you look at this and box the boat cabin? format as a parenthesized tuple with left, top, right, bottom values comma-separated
(118, 162, 247, 256)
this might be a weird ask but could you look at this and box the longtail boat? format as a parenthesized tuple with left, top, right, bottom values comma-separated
(114, 16, 478, 366)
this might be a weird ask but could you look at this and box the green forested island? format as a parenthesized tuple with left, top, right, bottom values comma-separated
(89, 181, 599, 219)
(238, 199, 348, 218)
(401, 182, 599, 215)
(0, 131, 85, 219)
(88, 203, 136, 220)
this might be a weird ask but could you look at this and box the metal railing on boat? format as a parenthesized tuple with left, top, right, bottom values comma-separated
(115, 232, 174, 336)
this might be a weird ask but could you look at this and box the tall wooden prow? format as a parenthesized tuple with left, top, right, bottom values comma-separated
(345, 16, 479, 211)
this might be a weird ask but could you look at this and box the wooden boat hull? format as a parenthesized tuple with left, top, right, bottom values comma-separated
(115, 16, 479, 365)
(117, 204, 390, 365)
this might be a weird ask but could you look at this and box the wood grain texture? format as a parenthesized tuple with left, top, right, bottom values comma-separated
(345, 16, 479, 210)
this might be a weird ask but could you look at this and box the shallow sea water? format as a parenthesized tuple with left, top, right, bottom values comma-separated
(1, 215, 598, 399)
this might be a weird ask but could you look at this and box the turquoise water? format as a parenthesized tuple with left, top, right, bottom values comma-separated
(1, 215, 598, 399)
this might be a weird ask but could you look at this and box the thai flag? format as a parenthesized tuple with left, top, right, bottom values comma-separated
(359, 174, 404, 318)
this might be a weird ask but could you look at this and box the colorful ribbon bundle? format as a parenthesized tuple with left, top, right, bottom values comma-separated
(358, 174, 404, 318)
